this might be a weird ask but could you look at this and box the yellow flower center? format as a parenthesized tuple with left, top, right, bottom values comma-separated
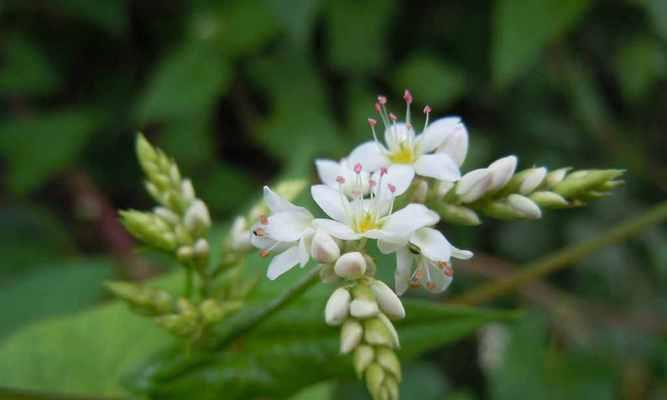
(388, 143, 415, 164)
(354, 213, 379, 233)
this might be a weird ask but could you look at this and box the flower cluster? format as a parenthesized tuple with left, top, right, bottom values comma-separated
(250, 91, 623, 400)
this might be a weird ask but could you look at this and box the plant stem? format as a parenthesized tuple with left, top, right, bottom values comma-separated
(184, 268, 193, 299)
(212, 265, 322, 349)
(450, 201, 667, 306)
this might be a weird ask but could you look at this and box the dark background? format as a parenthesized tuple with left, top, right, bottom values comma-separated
(0, 0, 666, 399)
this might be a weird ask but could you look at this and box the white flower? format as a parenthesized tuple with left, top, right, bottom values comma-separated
(315, 158, 370, 198)
(390, 227, 473, 295)
(310, 180, 439, 245)
(346, 93, 463, 193)
(250, 186, 315, 280)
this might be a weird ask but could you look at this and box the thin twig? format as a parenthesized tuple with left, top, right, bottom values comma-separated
(450, 201, 667, 306)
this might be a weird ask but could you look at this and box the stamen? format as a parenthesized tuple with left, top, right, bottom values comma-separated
(368, 179, 376, 188)
(368, 118, 377, 127)
(403, 89, 412, 125)
(259, 216, 269, 225)
(380, 167, 388, 176)
(253, 227, 266, 237)
(336, 176, 346, 184)
(423, 105, 432, 130)
(377, 95, 387, 105)
(354, 163, 362, 174)
(389, 112, 398, 122)
(259, 249, 270, 257)
(426, 281, 437, 290)
(387, 183, 396, 193)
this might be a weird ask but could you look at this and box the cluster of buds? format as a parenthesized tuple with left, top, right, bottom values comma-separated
(121, 135, 211, 267)
(107, 281, 241, 338)
(325, 278, 404, 400)
(429, 155, 624, 225)
(247, 90, 622, 400)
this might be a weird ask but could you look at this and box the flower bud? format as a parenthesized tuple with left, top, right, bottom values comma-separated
(507, 194, 542, 219)
(350, 299, 379, 319)
(325, 288, 351, 326)
(545, 167, 570, 187)
(411, 179, 429, 203)
(365, 363, 386, 400)
(487, 155, 517, 191)
(434, 203, 481, 226)
(434, 180, 454, 200)
(181, 179, 196, 203)
(370, 280, 405, 320)
(310, 230, 340, 264)
(319, 263, 339, 283)
(176, 245, 194, 262)
(364, 254, 377, 277)
(155, 314, 198, 337)
(364, 317, 397, 348)
(229, 216, 252, 252)
(354, 345, 375, 377)
(436, 121, 468, 167)
(193, 238, 209, 261)
(199, 299, 225, 323)
(456, 168, 492, 203)
(334, 252, 366, 280)
(153, 206, 180, 225)
(340, 320, 363, 353)
(518, 167, 547, 194)
(530, 191, 568, 208)
(378, 313, 400, 348)
(376, 347, 401, 380)
(184, 200, 211, 235)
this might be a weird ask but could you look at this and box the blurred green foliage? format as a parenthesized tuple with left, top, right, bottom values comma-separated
(0, 0, 665, 398)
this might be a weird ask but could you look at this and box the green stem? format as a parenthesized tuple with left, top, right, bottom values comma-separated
(451, 201, 667, 306)
(212, 265, 322, 349)
(184, 268, 193, 299)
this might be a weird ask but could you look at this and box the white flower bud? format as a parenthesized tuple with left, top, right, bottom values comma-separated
(340, 320, 363, 353)
(507, 194, 542, 219)
(435, 180, 454, 200)
(487, 155, 517, 191)
(370, 280, 405, 320)
(181, 179, 196, 203)
(229, 216, 252, 252)
(436, 122, 469, 167)
(545, 167, 570, 187)
(310, 230, 340, 264)
(153, 206, 180, 225)
(193, 238, 209, 255)
(325, 288, 351, 326)
(519, 167, 547, 194)
(350, 299, 379, 319)
(184, 200, 211, 234)
(334, 252, 366, 280)
(456, 168, 492, 203)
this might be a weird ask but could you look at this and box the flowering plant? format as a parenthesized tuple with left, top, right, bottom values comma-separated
(112, 91, 623, 400)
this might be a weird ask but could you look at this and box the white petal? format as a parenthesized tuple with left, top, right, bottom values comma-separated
(380, 204, 439, 238)
(373, 165, 415, 197)
(377, 239, 406, 254)
(452, 247, 473, 260)
(263, 186, 307, 214)
(456, 168, 492, 203)
(394, 247, 414, 295)
(297, 232, 312, 267)
(519, 167, 547, 194)
(266, 245, 301, 280)
(507, 194, 542, 219)
(315, 159, 342, 188)
(417, 258, 453, 293)
(417, 116, 462, 154)
(311, 184, 348, 222)
(347, 141, 387, 172)
(409, 227, 452, 262)
(435, 121, 469, 166)
(487, 155, 517, 191)
(313, 218, 362, 240)
(414, 153, 461, 182)
(265, 211, 312, 242)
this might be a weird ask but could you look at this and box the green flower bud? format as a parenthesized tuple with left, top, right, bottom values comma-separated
(120, 210, 177, 251)
(354, 345, 375, 378)
(376, 347, 401, 381)
(155, 314, 198, 337)
(340, 320, 364, 354)
(365, 363, 385, 400)
(364, 317, 396, 348)
(553, 169, 624, 198)
(530, 191, 569, 208)
(429, 202, 481, 226)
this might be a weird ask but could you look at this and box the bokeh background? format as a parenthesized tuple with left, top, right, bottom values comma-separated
(1, 0, 666, 399)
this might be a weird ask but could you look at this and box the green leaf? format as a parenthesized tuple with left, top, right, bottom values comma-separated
(0, 205, 75, 277)
(50, 0, 127, 35)
(0, 303, 172, 396)
(492, 0, 592, 88)
(0, 259, 113, 339)
(646, 0, 667, 42)
(393, 54, 467, 108)
(136, 42, 231, 123)
(0, 109, 101, 194)
(127, 266, 516, 400)
(0, 35, 61, 96)
(614, 35, 666, 103)
(265, 0, 324, 46)
(325, 0, 396, 74)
